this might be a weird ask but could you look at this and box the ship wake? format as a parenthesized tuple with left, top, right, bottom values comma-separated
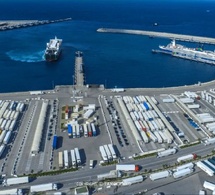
(6, 50, 45, 63)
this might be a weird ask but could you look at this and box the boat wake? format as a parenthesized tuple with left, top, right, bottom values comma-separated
(6, 50, 45, 63)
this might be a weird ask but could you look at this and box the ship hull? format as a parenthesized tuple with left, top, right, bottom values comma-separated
(44, 50, 61, 62)
(154, 48, 215, 65)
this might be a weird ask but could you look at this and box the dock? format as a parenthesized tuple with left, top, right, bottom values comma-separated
(74, 51, 85, 87)
(0, 18, 71, 31)
(97, 28, 215, 45)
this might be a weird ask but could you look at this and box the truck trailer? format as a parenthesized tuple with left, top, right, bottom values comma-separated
(30, 183, 58, 193)
(122, 175, 143, 186)
(157, 148, 177, 158)
(177, 154, 197, 163)
(149, 170, 172, 181)
(3, 177, 29, 186)
(116, 164, 139, 172)
(173, 168, 193, 179)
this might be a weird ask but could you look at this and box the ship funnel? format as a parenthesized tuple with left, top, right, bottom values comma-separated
(172, 39, 176, 47)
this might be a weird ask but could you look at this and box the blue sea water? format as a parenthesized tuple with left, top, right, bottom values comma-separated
(0, 0, 215, 92)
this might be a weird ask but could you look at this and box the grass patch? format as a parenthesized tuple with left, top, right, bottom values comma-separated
(22, 167, 78, 178)
(180, 141, 201, 149)
(133, 152, 157, 160)
(101, 160, 118, 166)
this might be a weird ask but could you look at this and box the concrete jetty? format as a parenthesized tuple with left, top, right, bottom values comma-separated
(97, 28, 215, 45)
(74, 51, 85, 87)
(0, 18, 71, 31)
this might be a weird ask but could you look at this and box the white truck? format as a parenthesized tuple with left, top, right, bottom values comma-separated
(0, 188, 23, 195)
(122, 175, 143, 186)
(74, 147, 81, 165)
(173, 168, 193, 179)
(97, 170, 122, 181)
(116, 164, 140, 172)
(149, 170, 172, 181)
(177, 154, 197, 163)
(203, 181, 215, 191)
(89, 160, 94, 169)
(108, 144, 117, 159)
(30, 183, 58, 193)
(3, 177, 29, 186)
(175, 162, 194, 172)
(157, 148, 177, 158)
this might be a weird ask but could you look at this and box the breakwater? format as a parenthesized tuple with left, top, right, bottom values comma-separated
(0, 18, 71, 31)
(97, 28, 215, 45)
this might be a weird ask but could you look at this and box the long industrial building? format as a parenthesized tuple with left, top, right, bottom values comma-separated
(31, 100, 48, 155)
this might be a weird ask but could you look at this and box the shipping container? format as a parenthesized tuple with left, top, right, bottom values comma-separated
(162, 98, 175, 103)
(188, 104, 200, 109)
(9, 101, 14, 110)
(0, 118, 3, 127)
(74, 147, 81, 165)
(58, 152, 63, 168)
(130, 112, 136, 121)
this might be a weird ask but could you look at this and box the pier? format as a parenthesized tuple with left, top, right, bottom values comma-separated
(74, 51, 85, 87)
(0, 18, 71, 31)
(97, 28, 215, 45)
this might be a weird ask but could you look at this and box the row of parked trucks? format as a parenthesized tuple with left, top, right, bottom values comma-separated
(121, 95, 175, 145)
(99, 144, 117, 162)
(58, 148, 81, 168)
(1, 176, 58, 193)
(67, 123, 97, 138)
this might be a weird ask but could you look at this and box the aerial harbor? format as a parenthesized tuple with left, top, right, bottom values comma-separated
(1, 0, 215, 195)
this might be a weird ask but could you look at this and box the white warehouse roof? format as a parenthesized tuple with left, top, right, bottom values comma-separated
(31, 100, 48, 154)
